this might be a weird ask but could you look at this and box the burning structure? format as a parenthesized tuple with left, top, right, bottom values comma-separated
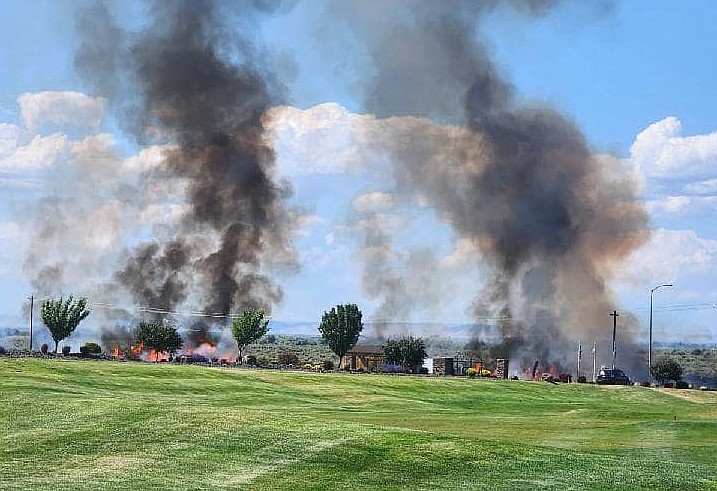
(328, 0, 649, 376)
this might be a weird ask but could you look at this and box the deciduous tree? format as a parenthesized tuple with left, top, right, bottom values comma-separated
(650, 357, 683, 385)
(318, 304, 363, 368)
(135, 321, 183, 361)
(40, 296, 91, 353)
(383, 335, 427, 373)
(231, 308, 270, 362)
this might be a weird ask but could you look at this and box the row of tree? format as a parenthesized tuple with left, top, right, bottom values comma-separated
(37, 296, 686, 380)
(40, 294, 185, 359)
(38, 298, 427, 371)
(38, 297, 363, 363)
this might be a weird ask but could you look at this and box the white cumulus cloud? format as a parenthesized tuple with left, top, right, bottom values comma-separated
(0, 132, 69, 171)
(647, 195, 717, 215)
(684, 178, 717, 195)
(18, 91, 105, 135)
(266, 103, 377, 176)
(266, 102, 477, 179)
(615, 228, 717, 288)
(630, 117, 717, 179)
(0, 123, 20, 157)
(629, 117, 717, 216)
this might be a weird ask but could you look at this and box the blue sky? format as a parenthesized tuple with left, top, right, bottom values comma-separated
(1, 1, 716, 348)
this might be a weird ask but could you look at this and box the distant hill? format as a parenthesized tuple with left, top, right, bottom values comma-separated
(267, 320, 479, 340)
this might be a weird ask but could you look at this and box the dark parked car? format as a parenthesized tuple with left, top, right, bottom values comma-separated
(596, 367, 630, 385)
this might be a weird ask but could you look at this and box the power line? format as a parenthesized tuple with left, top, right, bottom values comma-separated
(631, 302, 717, 314)
(30, 295, 716, 328)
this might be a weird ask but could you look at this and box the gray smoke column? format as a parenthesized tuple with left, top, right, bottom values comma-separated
(335, 0, 649, 373)
(75, 1, 297, 321)
(115, 239, 190, 320)
(351, 204, 442, 338)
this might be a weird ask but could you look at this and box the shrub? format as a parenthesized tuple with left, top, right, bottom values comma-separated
(0, 346, 6, 355)
(40, 343, 48, 355)
(244, 355, 257, 366)
(577, 375, 587, 384)
(61, 346, 71, 355)
(277, 350, 299, 366)
(675, 380, 689, 389)
(79, 342, 102, 356)
(466, 368, 477, 378)
(322, 359, 335, 371)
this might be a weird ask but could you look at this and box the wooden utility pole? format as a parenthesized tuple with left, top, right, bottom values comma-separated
(28, 295, 34, 352)
(610, 310, 619, 369)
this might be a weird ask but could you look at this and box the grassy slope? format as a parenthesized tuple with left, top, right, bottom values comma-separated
(1, 359, 716, 491)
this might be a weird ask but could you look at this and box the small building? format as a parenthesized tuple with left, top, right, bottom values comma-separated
(341, 344, 385, 372)
(433, 357, 454, 376)
(432, 357, 478, 376)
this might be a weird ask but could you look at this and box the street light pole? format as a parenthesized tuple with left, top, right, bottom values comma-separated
(649, 283, 673, 373)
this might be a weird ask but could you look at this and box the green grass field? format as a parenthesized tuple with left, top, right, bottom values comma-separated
(2, 358, 716, 490)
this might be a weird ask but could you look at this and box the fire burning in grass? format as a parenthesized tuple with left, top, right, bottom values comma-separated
(111, 340, 237, 364)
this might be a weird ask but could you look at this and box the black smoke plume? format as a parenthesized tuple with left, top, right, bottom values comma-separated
(336, 0, 648, 374)
(100, 324, 136, 354)
(115, 239, 190, 320)
(75, 1, 297, 331)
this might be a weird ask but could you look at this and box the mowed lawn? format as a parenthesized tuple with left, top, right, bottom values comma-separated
(1, 358, 716, 491)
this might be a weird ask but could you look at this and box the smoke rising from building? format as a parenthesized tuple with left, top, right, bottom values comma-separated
(330, 0, 649, 372)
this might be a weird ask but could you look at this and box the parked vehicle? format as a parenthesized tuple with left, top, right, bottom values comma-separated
(596, 367, 630, 385)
